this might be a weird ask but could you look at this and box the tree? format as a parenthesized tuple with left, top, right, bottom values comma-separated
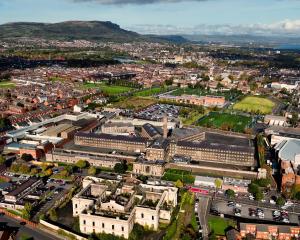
(30, 168, 38, 175)
(175, 179, 184, 188)
(19, 164, 30, 174)
(21, 153, 33, 162)
(248, 182, 260, 192)
(290, 112, 299, 127)
(129, 224, 146, 240)
(65, 165, 74, 175)
(214, 178, 223, 189)
(253, 178, 271, 188)
(114, 161, 128, 174)
(41, 164, 49, 172)
(255, 191, 264, 201)
(0, 117, 11, 129)
(49, 209, 58, 222)
(75, 160, 88, 169)
(10, 164, 20, 172)
(44, 168, 53, 177)
(0, 155, 5, 165)
(276, 196, 286, 206)
(165, 78, 173, 86)
(22, 202, 33, 220)
(88, 166, 97, 176)
(225, 189, 235, 199)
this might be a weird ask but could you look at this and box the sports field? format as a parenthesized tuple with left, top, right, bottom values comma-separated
(171, 87, 243, 101)
(133, 87, 166, 97)
(82, 82, 133, 95)
(233, 96, 275, 114)
(0, 81, 15, 89)
(197, 112, 252, 132)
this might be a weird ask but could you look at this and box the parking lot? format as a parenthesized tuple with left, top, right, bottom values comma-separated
(32, 180, 73, 221)
(211, 200, 300, 225)
(135, 104, 180, 121)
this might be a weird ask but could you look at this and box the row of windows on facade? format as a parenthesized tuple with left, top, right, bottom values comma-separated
(82, 214, 155, 229)
(83, 221, 124, 231)
(78, 138, 144, 145)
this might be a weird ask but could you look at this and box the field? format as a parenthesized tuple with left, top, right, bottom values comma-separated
(171, 87, 243, 101)
(233, 96, 275, 114)
(82, 82, 133, 95)
(208, 216, 236, 236)
(197, 112, 252, 133)
(133, 87, 167, 97)
(0, 81, 15, 89)
(112, 97, 157, 110)
(162, 169, 195, 184)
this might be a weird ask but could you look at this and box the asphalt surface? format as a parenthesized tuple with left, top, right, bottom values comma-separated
(0, 214, 59, 240)
(196, 195, 210, 240)
(32, 183, 73, 222)
(212, 200, 300, 225)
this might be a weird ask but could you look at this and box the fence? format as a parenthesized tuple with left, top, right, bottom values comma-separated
(0, 208, 37, 228)
(40, 220, 87, 240)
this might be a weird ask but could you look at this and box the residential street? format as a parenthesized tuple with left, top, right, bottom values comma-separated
(196, 195, 210, 240)
(0, 214, 60, 240)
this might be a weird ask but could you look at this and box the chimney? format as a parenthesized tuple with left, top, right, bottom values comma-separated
(163, 114, 168, 138)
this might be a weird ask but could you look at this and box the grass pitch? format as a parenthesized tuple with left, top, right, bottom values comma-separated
(197, 112, 252, 132)
(82, 82, 133, 95)
(0, 81, 15, 89)
(233, 96, 275, 114)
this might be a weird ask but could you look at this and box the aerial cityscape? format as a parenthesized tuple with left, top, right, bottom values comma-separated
(0, 0, 300, 240)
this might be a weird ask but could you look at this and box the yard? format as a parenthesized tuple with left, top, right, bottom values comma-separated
(162, 169, 195, 184)
(82, 82, 133, 95)
(233, 96, 275, 114)
(0, 81, 15, 89)
(197, 112, 252, 133)
(208, 216, 236, 236)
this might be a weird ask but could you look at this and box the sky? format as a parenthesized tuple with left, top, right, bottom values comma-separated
(1, 0, 300, 36)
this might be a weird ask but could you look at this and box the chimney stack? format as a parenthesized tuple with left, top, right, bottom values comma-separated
(163, 114, 168, 138)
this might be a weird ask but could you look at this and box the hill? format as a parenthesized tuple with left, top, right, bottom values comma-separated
(0, 21, 145, 42)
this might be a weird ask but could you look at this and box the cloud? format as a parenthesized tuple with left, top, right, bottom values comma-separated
(72, 0, 208, 4)
(128, 19, 300, 36)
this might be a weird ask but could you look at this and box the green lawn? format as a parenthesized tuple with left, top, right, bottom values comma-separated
(197, 112, 252, 133)
(82, 82, 133, 95)
(133, 87, 167, 97)
(180, 111, 205, 125)
(208, 216, 236, 236)
(112, 97, 157, 110)
(0, 81, 15, 89)
(162, 169, 195, 184)
(171, 88, 243, 101)
(233, 96, 275, 114)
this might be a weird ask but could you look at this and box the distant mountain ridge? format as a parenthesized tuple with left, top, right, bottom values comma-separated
(0, 21, 145, 42)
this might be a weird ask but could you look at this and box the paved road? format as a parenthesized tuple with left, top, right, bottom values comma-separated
(196, 195, 210, 239)
(0, 214, 59, 240)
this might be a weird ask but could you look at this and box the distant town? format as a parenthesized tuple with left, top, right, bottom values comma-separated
(0, 28, 300, 240)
